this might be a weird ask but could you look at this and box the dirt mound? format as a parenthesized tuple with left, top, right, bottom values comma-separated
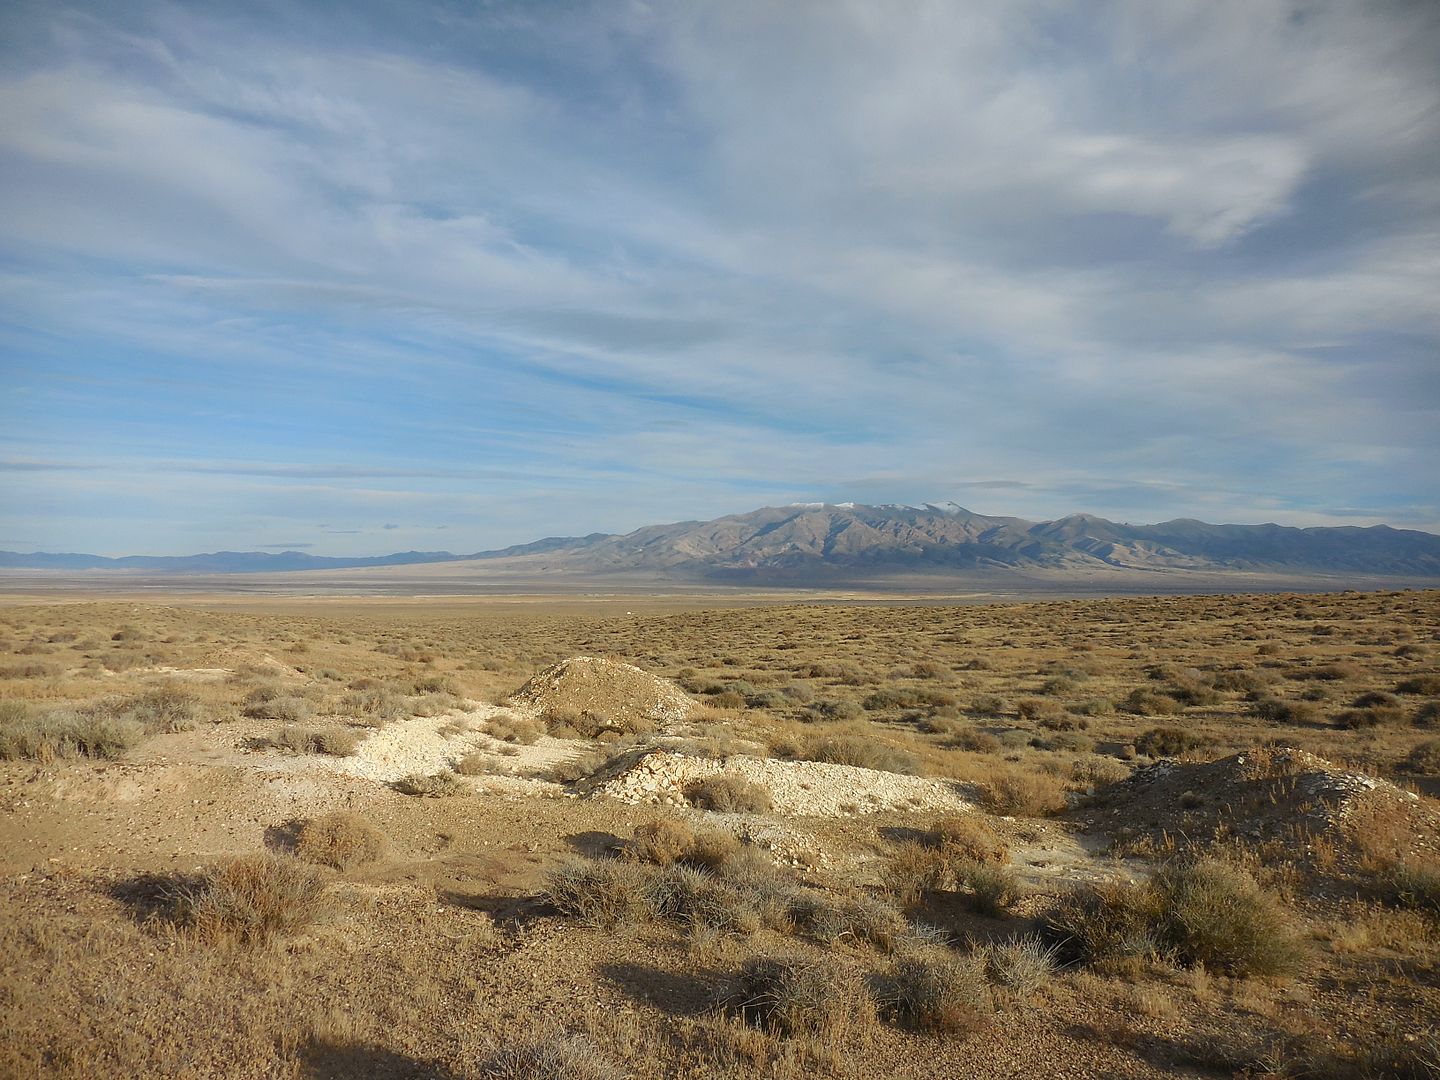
(1088, 746, 1439, 862)
(509, 657, 694, 731)
(588, 748, 975, 818)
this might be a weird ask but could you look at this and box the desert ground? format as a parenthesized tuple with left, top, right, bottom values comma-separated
(2, 587, 1438, 1078)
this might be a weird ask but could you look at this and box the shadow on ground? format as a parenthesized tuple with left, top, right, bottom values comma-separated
(301, 1040, 462, 1080)
(599, 961, 721, 1015)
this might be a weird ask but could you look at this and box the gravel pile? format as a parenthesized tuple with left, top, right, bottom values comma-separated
(1092, 746, 1436, 857)
(591, 749, 974, 818)
(509, 656, 695, 729)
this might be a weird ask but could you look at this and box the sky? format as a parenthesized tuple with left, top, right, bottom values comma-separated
(1, 0, 1437, 556)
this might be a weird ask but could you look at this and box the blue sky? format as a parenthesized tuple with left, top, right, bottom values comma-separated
(1, 0, 1437, 556)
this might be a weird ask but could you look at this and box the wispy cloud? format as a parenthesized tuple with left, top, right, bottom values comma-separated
(1, 0, 1436, 554)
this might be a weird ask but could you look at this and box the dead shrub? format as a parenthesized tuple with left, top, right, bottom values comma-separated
(631, 819, 698, 866)
(1396, 675, 1440, 695)
(718, 955, 874, 1040)
(393, 771, 466, 797)
(686, 775, 773, 813)
(810, 893, 910, 952)
(169, 853, 329, 944)
(1252, 698, 1320, 725)
(1121, 688, 1183, 716)
(295, 811, 385, 870)
(932, 815, 1009, 864)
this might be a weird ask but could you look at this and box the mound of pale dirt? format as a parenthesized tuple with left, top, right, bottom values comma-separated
(509, 657, 694, 731)
(1088, 746, 1439, 862)
(589, 748, 974, 818)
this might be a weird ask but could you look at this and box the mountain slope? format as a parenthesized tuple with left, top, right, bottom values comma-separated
(4, 503, 1438, 577)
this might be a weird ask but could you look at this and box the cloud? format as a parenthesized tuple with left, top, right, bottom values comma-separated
(0, 0, 1435, 553)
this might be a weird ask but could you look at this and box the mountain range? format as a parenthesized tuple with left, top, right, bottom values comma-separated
(4, 503, 1439, 579)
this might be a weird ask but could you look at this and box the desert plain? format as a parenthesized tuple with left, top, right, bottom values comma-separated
(1, 584, 1438, 1079)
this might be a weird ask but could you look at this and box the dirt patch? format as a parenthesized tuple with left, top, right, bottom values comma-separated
(589, 748, 975, 818)
(509, 657, 694, 729)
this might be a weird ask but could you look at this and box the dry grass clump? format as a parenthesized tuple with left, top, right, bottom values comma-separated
(241, 684, 314, 723)
(630, 819, 741, 869)
(481, 1034, 624, 1080)
(796, 733, 919, 775)
(1252, 697, 1321, 725)
(685, 775, 773, 813)
(977, 767, 1068, 817)
(270, 725, 361, 756)
(164, 853, 329, 944)
(544, 859, 657, 928)
(932, 814, 1009, 863)
(808, 892, 911, 952)
(1046, 856, 1303, 977)
(1382, 859, 1440, 914)
(393, 771, 466, 797)
(0, 702, 144, 762)
(339, 686, 409, 726)
(114, 684, 206, 732)
(876, 951, 992, 1035)
(1134, 726, 1213, 758)
(295, 811, 386, 870)
(487, 711, 543, 744)
(718, 955, 874, 1039)
(1397, 675, 1440, 695)
(986, 934, 1060, 996)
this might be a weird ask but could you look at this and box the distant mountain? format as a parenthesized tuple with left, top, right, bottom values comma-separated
(4, 503, 1438, 578)
(500, 503, 1440, 578)
(0, 550, 462, 572)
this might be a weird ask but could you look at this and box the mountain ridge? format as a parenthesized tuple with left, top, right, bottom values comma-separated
(3, 503, 1438, 577)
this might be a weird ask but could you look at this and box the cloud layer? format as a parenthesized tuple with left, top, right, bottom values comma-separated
(1, 0, 1437, 554)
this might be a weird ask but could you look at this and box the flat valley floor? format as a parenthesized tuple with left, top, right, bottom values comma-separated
(1, 587, 1438, 1078)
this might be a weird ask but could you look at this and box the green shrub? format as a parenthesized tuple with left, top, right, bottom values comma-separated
(1046, 857, 1303, 977)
